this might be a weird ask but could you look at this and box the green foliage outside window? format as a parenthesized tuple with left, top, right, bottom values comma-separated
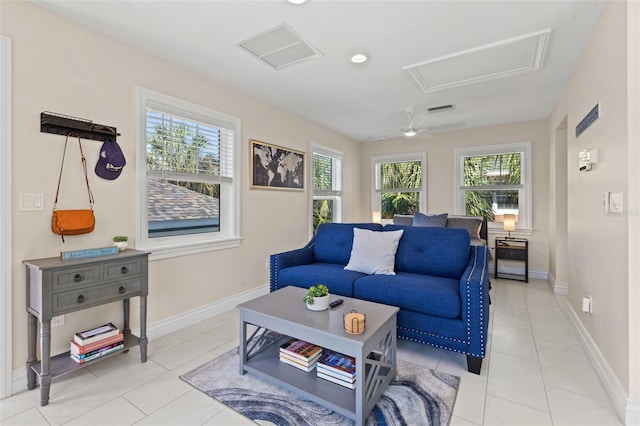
(463, 153, 521, 221)
(147, 120, 221, 198)
(313, 199, 333, 234)
(380, 161, 422, 219)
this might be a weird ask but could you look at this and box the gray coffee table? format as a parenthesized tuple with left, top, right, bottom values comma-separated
(237, 286, 399, 426)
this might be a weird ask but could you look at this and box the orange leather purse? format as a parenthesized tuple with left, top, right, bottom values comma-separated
(51, 135, 95, 242)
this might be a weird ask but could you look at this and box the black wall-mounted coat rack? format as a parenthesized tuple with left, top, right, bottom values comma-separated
(41, 111, 120, 142)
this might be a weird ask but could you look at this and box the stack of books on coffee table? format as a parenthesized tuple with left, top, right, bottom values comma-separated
(316, 349, 356, 389)
(278, 338, 322, 372)
(69, 322, 124, 364)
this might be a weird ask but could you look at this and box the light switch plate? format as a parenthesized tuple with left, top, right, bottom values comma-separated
(609, 192, 623, 214)
(19, 193, 45, 211)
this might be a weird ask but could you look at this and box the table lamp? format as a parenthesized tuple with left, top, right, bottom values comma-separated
(372, 211, 381, 223)
(503, 214, 516, 239)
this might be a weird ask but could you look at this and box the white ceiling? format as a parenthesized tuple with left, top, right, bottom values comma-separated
(36, 0, 605, 142)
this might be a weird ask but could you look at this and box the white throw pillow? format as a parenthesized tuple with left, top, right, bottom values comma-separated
(344, 228, 404, 275)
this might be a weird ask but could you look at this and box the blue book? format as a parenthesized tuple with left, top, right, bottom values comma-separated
(317, 350, 356, 377)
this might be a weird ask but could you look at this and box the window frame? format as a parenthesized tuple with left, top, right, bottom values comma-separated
(454, 141, 532, 233)
(371, 152, 427, 222)
(136, 87, 242, 260)
(310, 144, 343, 235)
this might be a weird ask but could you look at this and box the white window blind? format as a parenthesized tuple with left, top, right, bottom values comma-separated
(312, 151, 342, 197)
(146, 101, 234, 184)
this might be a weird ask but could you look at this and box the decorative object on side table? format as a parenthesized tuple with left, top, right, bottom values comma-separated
(113, 235, 128, 251)
(303, 284, 330, 311)
(344, 310, 366, 334)
(503, 214, 516, 239)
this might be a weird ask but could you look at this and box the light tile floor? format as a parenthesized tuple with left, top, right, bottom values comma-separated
(0, 278, 623, 425)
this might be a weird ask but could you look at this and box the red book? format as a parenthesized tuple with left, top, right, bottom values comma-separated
(279, 338, 322, 362)
(70, 332, 124, 355)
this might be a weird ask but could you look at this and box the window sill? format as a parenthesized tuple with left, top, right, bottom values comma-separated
(144, 236, 243, 261)
(488, 227, 534, 237)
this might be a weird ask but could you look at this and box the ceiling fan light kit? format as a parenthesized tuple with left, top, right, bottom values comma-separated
(351, 53, 368, 64)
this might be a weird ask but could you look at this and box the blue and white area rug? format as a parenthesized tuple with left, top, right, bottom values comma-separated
(180, 349, 459, 426)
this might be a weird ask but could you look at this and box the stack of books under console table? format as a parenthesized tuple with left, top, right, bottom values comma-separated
(23, 249, 149, 406)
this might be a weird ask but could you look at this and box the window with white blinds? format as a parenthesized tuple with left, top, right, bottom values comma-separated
(312, 146, 342, 234)
(136, 87, 241, 258)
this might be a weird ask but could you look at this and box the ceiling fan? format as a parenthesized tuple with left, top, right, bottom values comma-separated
(399, 106, 428, 138)
(369, 106, 465, 141)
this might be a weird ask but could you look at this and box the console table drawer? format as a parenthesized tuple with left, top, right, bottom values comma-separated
(52, 265, 101, 290)
(103, 257, 143, 280)
(496, 247, 526, 261)
(52, 278, 142, 313)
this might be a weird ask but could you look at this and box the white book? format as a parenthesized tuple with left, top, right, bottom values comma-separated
(317, 371, 356, 389)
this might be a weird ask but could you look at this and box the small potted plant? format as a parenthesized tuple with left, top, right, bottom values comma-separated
(303, 284, 330, 311)
(113, 235, 128, 252)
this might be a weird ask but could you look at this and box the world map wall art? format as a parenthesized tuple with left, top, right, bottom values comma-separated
(251, 139, 305, 190)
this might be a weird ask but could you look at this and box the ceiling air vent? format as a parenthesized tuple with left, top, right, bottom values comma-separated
(237, 23, 322, 70)
(427, 104, 455, 113)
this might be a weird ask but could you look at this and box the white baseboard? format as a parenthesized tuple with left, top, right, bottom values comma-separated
(564, 301, 633, 424)
(11, 284, 269, 395)
(627, 399, 640, 426)
(548, 271, 569, 295)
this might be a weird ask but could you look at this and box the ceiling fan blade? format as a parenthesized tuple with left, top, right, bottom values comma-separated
(424, 121, 467, 132)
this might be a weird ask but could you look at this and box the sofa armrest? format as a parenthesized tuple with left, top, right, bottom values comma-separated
(459, 244, 491, 358)
(269, 238, 315, 292)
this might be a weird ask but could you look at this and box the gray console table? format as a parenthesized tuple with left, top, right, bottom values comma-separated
(24, 249, 149, 406)
(237, 286, 398, 426)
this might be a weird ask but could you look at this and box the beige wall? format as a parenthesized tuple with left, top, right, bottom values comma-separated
(627, 0, 640, 414)
(549, 0, 633, 398)
(1, 1, 363, 369)
(360, 120, 551, 274)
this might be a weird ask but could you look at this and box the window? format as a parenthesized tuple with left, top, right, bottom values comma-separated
(455, 142, 532, 232)
(311, 145, 342, 234)
(136, 87, 241, 259)
(371, 153, 426, 220)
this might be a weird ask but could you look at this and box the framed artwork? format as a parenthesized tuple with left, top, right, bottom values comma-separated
(251, 139, 305, 190)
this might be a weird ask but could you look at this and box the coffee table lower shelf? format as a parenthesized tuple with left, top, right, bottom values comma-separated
(242, 341, 357, 418)
(237, 286, 398, 426)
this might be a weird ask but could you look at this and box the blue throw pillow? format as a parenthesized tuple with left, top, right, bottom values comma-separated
(413, 212, 448, 227)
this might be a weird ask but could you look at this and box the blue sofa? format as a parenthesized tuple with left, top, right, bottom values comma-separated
(269, 222, 490, 374)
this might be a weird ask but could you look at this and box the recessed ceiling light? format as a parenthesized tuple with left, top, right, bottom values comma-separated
(287, 0, 308, 4)
(351, 53, 368, 64)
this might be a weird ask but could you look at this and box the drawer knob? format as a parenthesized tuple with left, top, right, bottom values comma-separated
(121, 266, 128, 274)
(73, 273, 82, 282)
(118, 286, 126, 294)
(77, 295, 85, 303)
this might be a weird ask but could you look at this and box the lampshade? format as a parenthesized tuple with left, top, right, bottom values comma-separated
(372, 211, 382, 223)
(503, 214, 516, 232)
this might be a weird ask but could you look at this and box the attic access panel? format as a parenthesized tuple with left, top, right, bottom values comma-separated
(404, 29, 551, 93)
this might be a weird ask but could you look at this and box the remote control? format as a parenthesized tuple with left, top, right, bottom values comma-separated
(329, 299, 344, 308)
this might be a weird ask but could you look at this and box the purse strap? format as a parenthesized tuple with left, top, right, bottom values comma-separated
(53, 134, 95, 211)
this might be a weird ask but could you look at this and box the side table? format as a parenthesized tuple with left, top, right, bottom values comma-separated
(23, 249, 149, 406)
(495, 237, 528, 282)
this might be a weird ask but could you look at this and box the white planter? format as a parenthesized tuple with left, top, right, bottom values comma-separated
(306, 294, 330, 311)
(113, 241, 128, 252)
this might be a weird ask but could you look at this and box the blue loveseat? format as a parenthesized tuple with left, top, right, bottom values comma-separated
(269, 222, 490, 374)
